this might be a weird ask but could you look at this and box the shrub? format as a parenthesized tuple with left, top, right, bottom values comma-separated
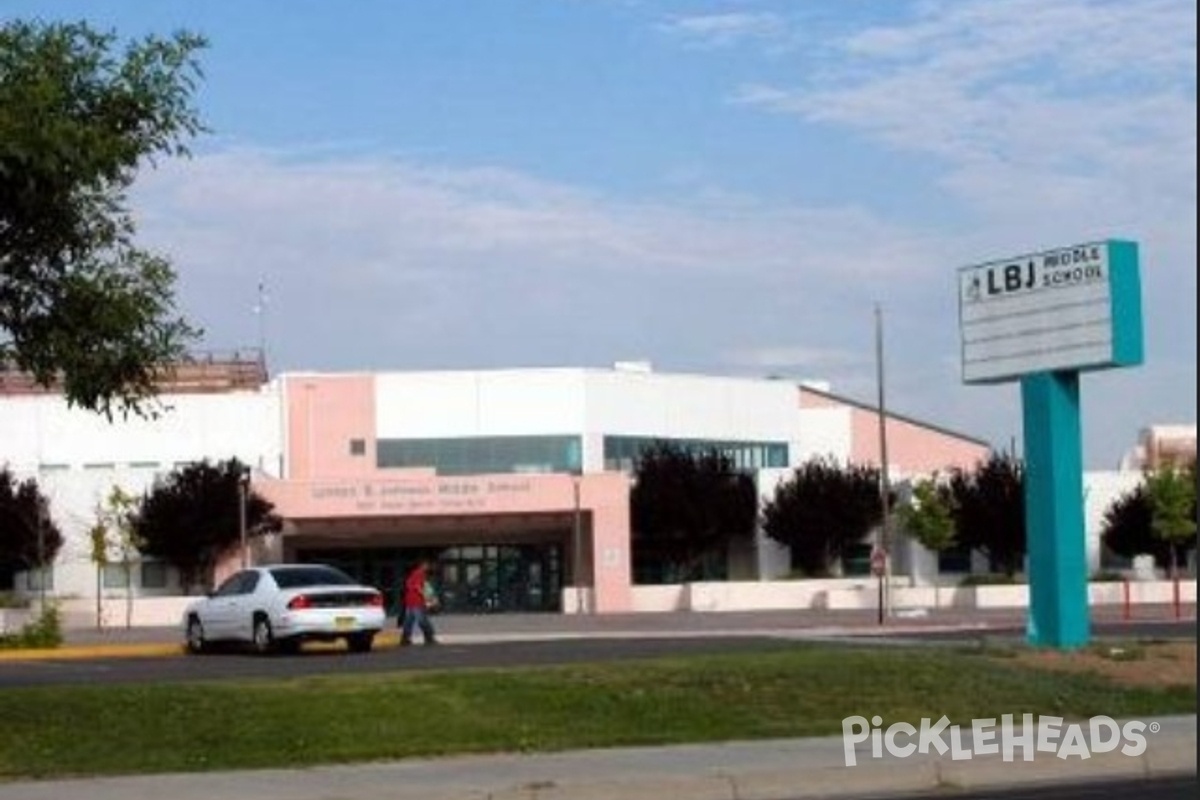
(0, 603, 62, 650)
(0, 592, 31, 610)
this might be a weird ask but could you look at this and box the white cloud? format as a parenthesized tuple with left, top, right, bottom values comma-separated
(133, 147, 940, 288)
(657, 12, 788, 49)
(720, 344, 865, 373)
(729, 0, 1197, 239)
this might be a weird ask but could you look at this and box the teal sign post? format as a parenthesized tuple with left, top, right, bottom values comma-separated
(958, 240, 1143, 649)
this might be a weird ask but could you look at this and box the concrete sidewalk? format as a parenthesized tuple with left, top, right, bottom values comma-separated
(0, 716, 1194, 799)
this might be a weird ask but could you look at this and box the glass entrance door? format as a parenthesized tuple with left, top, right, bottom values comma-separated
(436, 544, 561, 613)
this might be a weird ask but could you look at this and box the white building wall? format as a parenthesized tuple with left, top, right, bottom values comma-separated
(1, 386, 283, 600)
(0, 388, 282, 475)
(795, 407, 853, 463)
(582, 370, 799, 444)
(374, 367, 804, 469)
(374, 370, 587, 438)
(755, 468, 793, 580)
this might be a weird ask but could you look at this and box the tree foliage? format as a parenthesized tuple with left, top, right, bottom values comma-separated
(761, 457, 882, 577)
(947, 451, 1025, 576)
(1, 19, 207, 416)
(90, 484, 141, 627)
(1144, 463, 1197, 575)
(0, 466, 63, 584)
(630, 442, 758, 582)
(131, 458, 281, 592)
(898, 477, 956, 556)
(1101, 468, 1197, 572)
(1101, 484, 1162, 565)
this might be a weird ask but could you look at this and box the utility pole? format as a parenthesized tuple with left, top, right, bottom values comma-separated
(875, 304, 893, 623)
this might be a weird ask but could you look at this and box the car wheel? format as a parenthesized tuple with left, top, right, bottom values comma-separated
(346, 632, 375, 654)
(251, 615, 275, 655)
(185, 616, 208, 654)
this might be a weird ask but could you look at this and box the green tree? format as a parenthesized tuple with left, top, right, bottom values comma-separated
(948, 452, 1025, 577)
(1100, 484, 1158, 565)
(630, 442, 758, 583)
(1, 20, 207, 416)
(1144, 463, 1197, 579)
(89, 484, 141, 628)
(0, 466, 63, 590)
(761, 457, 882, 577)
(131, 459, 281, 592)
(897, 476, 956, 607)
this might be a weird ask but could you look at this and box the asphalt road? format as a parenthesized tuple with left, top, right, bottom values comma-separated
(0, 636, 805, 687)
(0, 619, 1193, 688)
(858, 775, 1197, 799)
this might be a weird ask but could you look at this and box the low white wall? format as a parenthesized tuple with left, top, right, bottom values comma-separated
(633, 579, 1197, 613)
(54, 596, 196, 629)
(627, 585, 686, 612)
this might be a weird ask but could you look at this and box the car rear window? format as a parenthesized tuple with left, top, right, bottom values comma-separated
(269, 566, 357, 589)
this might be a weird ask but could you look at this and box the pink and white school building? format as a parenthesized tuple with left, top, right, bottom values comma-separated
(3, 354, 1187, 625)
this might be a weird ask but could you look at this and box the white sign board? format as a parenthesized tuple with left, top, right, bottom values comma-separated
(958, 240, 1142, 384)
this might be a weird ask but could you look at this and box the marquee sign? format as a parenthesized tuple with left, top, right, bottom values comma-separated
(958, 240, 1143, 384)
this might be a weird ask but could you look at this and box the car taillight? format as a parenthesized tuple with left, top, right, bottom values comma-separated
(368, 593, 384, 607)
(287, 595, 312, 610)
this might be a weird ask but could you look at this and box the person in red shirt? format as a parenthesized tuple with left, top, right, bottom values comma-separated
(400, 558, 438, 646)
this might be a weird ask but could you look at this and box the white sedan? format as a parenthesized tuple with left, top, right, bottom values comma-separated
(182, 564, 386, 655)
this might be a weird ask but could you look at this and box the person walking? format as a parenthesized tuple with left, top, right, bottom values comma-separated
(400, 558, 438, 646)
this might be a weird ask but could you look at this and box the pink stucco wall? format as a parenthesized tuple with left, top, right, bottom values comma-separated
(268, 375, 634, 612)
(800, 386, 989, 474)
(284, 374, 376, 481)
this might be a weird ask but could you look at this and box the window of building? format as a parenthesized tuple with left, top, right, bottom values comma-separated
(377, 435, 582, 476)
(602, 436, 789, 473)
(349, 438, 366, 457)
(141, 561, 169, 589)
(24, 567, 54, 591)
(938, 544, 973, 574)
(102, 565, 132, 589)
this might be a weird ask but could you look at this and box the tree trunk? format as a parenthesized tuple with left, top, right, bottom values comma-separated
(95, 565, 103, 631)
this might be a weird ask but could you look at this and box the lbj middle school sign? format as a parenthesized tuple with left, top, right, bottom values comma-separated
(958, 240, 1143, 648)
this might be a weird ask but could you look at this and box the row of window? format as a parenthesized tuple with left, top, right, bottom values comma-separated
(37, 461, 187, 472)
(602, 436, 789, 472)
(377, 436, 582, 476)
(374, 435, 790, 476)
(21, 562, 171, 592)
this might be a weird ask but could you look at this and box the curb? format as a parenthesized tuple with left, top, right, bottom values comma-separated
(0, 622, 1009, 661)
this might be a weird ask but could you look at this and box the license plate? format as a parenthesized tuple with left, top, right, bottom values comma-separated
(335, 617, 355, 630)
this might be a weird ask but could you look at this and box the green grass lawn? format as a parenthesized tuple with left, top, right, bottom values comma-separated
(0, 643, 1193, 780)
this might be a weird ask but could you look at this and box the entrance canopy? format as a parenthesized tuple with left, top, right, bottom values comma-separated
(255, 470, 634, 612)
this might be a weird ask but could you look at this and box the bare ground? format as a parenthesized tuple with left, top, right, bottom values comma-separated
(1006, 640, 1197, 689)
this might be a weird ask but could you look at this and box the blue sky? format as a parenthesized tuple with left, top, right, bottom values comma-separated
(8, 0, 1197, 468)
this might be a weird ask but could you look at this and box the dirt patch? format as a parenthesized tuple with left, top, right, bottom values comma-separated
(1004, 641, 1196, 689)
